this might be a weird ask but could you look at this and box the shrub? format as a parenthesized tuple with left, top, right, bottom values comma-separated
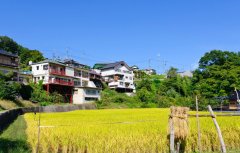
(19, 85, 33, 100)
(137, 87, 155, 103)
(49, 92, 65, 103)
(0, 79, 21, 100)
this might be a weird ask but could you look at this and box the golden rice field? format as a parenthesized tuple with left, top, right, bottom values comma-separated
(24, 108, 240, 153)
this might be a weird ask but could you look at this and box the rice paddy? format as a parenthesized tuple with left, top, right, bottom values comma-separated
(23, 108, 240, 153)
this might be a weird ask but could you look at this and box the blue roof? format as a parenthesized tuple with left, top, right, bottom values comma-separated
(0, 49, 18, 57)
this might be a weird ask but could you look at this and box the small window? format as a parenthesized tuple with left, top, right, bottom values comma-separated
(43, 65, 48, 70)
(36, 66, 39, 70)
(42, 76, 45, 80)
(120, 82, 123, 85)
(19, 77, 23, 82)
(74, 90, 78, 94)
(82, 80, 88, 87)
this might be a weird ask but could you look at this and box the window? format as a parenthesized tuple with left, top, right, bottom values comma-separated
(86, 89, 97, 95)
(85, 97, 98, 101)
(43, 65, 48, 70)
(36, 66, 39, 70)
(74, 70, 82, 77)
(82, 80, 88, 87)
(129, 77, 132, 80)
(19, 77, 23, 82)
(125, 76, 128, 79)
(42, 76, 45, 80)
(82, 71, 89, 78)
(74, 80, 81, 86)
(120, 82, 123, 85)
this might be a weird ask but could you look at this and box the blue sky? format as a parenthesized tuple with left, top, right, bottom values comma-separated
(1, 0, 240, 73)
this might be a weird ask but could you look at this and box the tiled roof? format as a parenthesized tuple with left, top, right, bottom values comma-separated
(0, 49, 18, 57)
(32, 59, 66, 66)
(101, 61, 124, 69)
(97, 61, 132, 70)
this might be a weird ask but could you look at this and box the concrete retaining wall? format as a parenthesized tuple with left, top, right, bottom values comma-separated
(0, 103, 96, 132)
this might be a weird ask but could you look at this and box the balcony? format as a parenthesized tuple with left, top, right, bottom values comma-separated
(115, 69, 132, 74)
(0, 59, 18, 67)
(49, 79, 73, 86)
(49, 69, 66, 76)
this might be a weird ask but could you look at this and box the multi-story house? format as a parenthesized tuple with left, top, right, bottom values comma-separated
(63, 59, 101, 104)
(93, 61, 135, 93)
(0, 49, 19, 81)
(31, 59, 101, 104)
(143, 68, 156, 75)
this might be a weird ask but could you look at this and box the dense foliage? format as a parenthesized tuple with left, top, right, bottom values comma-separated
(0, 72, 21, 100)
(193, 50, 240, 98)
(30, 81, 65, 106)
(98, 73, 195, 109)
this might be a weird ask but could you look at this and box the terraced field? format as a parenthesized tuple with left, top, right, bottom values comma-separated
(23, 108, 240, 153)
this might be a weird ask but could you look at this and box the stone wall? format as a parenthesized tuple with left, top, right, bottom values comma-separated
(0, 103, 96, 132)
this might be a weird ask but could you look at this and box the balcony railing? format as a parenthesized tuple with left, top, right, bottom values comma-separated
(49, 79, 73, 86)
(115, 69, 132, 74)
(49, 69, 66, 76)
(0, 60, 18, 67)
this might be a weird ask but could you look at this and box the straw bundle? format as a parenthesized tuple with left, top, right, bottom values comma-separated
(170, 106, 189, 140)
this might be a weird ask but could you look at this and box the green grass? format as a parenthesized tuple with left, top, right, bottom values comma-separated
(0, 115, 31, 153)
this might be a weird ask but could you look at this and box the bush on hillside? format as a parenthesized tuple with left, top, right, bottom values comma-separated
(0, 72, 21, 100)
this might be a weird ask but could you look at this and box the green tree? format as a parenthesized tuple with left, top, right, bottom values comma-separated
(0, 36, 19, 54)
(0, 72, 21, 100)
(193, 50, 240, 98)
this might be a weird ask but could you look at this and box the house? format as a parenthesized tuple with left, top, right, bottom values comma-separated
(143, 68, 156, 75)
(93, 61, 135, 93)
(0, 49, 19, 81)
(131, 65, 139, 71)
(63, 59, 101, 104)
(228, 90, 240, 110)
(177, 70, 193, 78)
(31, 59, 101, 104)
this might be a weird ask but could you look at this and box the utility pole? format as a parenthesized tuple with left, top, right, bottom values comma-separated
(148, 58, 151, 69)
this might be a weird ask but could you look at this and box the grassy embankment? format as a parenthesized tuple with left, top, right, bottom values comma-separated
(0, 115, 31, 153)
(0, 99, 38, 111)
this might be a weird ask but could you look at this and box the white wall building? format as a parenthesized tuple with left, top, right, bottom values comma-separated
(31, 59, 101, 104)
(143, 68, 156, 75)
(177, 70, 193, 78)
(93, 61, 135, 93)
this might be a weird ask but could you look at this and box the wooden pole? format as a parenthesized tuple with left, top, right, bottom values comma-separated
(207, 105, 226, 153)
(169, 116, 175, 153)
(36, 107, 41, 153)
(196, 96, 202, 153)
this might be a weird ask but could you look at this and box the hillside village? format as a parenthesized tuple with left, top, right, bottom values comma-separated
(0, 46, 164, 104)
(1, 36, 240, 111)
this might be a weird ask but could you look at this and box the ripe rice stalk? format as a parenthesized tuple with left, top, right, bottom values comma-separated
(170, 106, 189, 140)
